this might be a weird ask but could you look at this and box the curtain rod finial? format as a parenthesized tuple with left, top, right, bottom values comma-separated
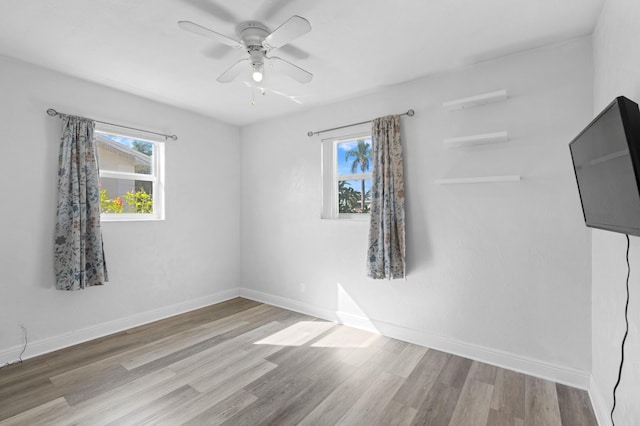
(47, 108, 58, 117)
(307, 131, 315, 137)
(407, 109, 415, 117)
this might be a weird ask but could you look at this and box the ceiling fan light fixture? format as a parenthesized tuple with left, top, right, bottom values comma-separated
(252, 66, 263, 82)
(251, 52, 264, 82)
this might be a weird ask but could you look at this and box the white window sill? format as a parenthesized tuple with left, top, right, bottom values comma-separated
(101, 214, 164, 222)
(322, 214, 371, 222)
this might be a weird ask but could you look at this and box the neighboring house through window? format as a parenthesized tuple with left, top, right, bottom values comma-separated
(95, 127, 165, 221)
(321, 126, 373, 219)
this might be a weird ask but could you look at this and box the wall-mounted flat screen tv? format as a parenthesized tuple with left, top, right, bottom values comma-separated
(569, 96, 640, 237)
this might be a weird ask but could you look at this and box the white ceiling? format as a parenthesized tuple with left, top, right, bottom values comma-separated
(0, 0, 603, 126)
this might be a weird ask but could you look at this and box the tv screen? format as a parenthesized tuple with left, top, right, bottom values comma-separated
(570, 96, 640, 236)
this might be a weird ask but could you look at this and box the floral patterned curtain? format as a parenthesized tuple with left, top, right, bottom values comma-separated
(367, 115, 406, 279)
(54, 116, 108, 290)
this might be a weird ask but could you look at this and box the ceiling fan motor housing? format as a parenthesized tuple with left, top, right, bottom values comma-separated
(238, 22, 269, 49)
(249, 47, 265, 68)
(239, 21, 269, 70)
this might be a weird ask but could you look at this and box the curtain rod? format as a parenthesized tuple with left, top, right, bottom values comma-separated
(307, 109, 415, 137)
(46, 109, 178, 141)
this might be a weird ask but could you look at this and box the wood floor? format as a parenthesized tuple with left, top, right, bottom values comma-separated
(0, 298, 597, 425)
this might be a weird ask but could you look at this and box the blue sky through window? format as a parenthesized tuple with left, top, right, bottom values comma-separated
(337, 137, 372, 174)
(337, 137, 372, 194)
(101, 133, 134, 148)
(100, 133, 153, 155)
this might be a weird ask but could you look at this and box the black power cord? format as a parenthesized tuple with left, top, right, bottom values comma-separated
(610, 234, 631, 426)
(18, 325, 27, 362)
(0, 325, 28, 370)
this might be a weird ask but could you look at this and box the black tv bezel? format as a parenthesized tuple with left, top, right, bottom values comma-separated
(569, 96, 640, 237)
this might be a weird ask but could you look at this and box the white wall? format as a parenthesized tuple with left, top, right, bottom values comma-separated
(0, 33, 598, 396)
(240, 38, 594, 387)
(592, 0, 640, 424)
(0, 55, 241, 364)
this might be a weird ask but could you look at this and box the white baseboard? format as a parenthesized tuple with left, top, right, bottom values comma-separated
(239, 288, 591, 390)
(1, 287, 592, 392)
(0, 288, 240, 366)
(239, 288, 339, 323)
(590, 375, 610, 426)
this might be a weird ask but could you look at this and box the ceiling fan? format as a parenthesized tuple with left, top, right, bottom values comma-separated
(178, 15, 313, 85)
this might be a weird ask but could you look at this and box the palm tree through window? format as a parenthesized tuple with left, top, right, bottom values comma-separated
(337, 137, 373, 214)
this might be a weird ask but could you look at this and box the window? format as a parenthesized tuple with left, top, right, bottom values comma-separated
(321, 128, 373, 219)
(95, 127, 165, 221)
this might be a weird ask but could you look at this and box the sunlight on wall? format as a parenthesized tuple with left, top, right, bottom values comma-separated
(335, 282, 380, 334)
(253, 284, 384, 348)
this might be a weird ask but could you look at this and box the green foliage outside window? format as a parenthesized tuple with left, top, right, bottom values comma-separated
(339, 181, 372, 213)
(131, 140, 153, 156)
(100, 188, 153, 214)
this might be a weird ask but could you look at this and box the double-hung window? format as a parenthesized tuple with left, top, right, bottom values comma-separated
(95, 126, 165, 221)
(321, 128, 373, 219)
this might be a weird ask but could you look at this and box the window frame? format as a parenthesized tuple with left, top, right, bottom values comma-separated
(95, 124, 165, 222)
(321, 126, 373, 221)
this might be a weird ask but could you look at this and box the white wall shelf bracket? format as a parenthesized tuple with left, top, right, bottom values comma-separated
(444, 131, 509, 148)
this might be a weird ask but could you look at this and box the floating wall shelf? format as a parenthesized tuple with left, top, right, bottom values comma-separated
(444, 131, 509, 148)
(435, 175, 521, 185)
(443, 90, 508, 111)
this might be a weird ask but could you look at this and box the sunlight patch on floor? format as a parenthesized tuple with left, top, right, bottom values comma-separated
(311, 326, 381, 348)
(253, 321, 334, 346)
(254, 283, 382, 348)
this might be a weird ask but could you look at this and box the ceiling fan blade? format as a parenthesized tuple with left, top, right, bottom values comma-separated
(217, 58, 250, 83)
(256, 0, 316, 21)
(255, 0, 288, 21)
(263, 15, 311, 51)
(178, 21, 243, 49)
(204, 44, 234, 60)
(269, 56, 313, 84)
(182, 0, 237, 24)
(278, 44, 310, 60)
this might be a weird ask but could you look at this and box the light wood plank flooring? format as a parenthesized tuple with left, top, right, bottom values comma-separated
(0, 298, 597, 425)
